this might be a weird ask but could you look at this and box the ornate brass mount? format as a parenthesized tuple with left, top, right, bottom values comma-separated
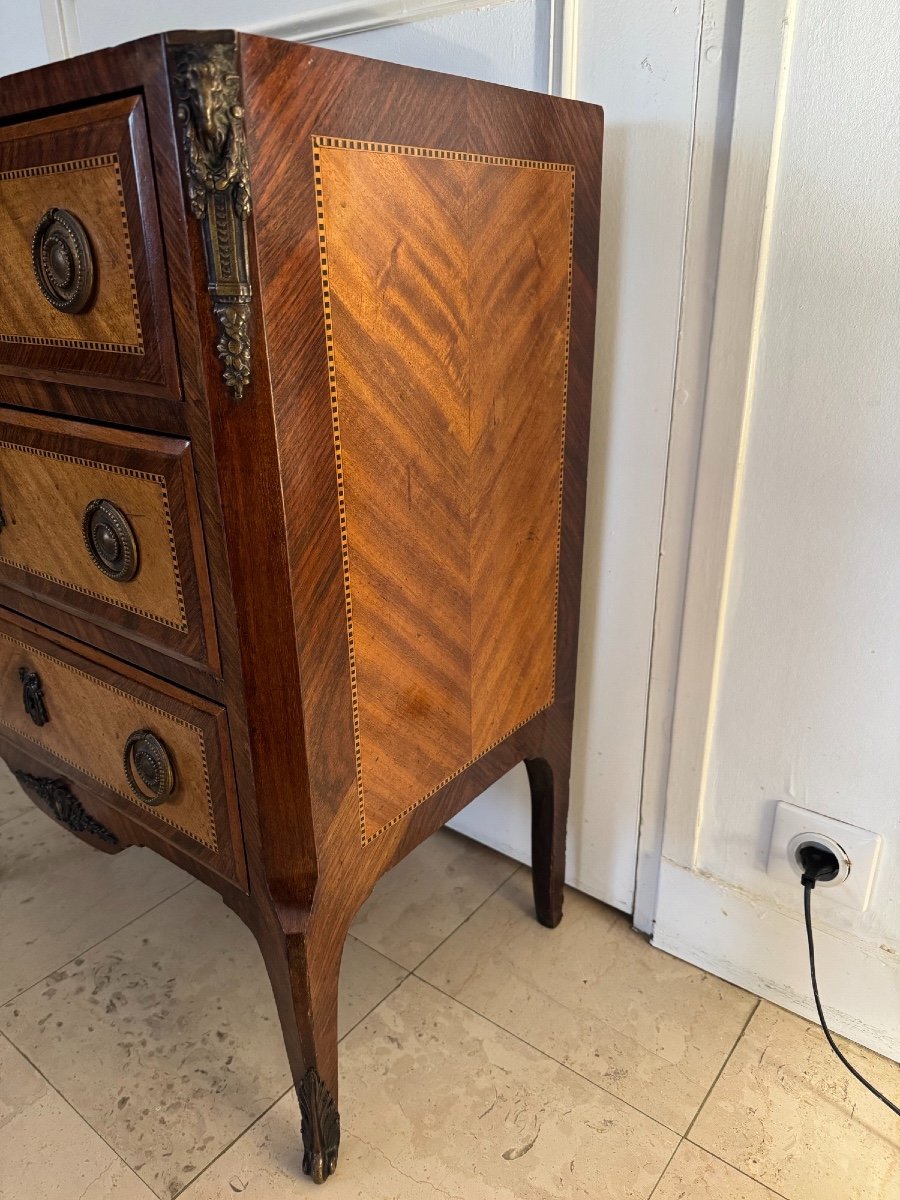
(32, 208, 95, 313)
(171, 43, 252, 400)
(298, 1069, 340, 1184)
(19, 667, 48, 726)
(15, 770, 118, 844)
(124, 729, 176, 806)
(82, 498, 139, 582)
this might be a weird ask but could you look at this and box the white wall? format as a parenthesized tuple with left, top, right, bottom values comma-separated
(654, 0, 900, 1059)
(316, 0, 550, 89)
(0, 0, 49, 75)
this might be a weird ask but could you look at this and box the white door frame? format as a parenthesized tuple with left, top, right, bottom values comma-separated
(635, 0, 796, 930)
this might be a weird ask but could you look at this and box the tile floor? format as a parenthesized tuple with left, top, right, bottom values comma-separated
(1, 762, 898, 1200)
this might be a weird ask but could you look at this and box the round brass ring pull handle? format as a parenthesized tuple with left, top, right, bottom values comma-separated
(31, 208, 95, 313)
(124, 729, 175, 805)
(83, 499, 139, 582)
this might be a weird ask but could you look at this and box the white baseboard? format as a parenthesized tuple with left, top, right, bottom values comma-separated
(652, 858, 900, 1063)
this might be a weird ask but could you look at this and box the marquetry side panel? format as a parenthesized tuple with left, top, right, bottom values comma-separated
(0, 630, 216, 850)
(315, 138, 574, 842)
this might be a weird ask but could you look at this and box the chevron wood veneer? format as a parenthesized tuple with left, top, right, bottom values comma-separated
(314, 138, 574, 840)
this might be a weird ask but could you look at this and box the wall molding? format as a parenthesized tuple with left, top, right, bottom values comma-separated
(632, 0, 745, 932)
(39, 0, 73, 58)
(40, 0, 547, 70)
(244, 0, 526, 43)
(555, 0, 577, 97)
(635, 0, 795, 932)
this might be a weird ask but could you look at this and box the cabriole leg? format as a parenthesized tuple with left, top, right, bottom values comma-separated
(255, 913, 345, 1183)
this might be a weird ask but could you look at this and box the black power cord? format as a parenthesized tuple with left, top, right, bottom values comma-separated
(798, 844, 900, 1118)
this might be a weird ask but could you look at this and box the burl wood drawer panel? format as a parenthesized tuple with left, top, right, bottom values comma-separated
(0, 615, 244, 886)
(0, 409, 217, 672)
(0, 96, 179, 398)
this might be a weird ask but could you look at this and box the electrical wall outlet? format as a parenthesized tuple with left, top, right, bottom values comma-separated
(767, 801, 883, 911)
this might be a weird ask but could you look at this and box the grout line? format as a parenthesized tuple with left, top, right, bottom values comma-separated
(169, 1082, 296, 1200)
(646, 1136, 685, 1199)
(409, 861, 757, 1138)
(337, 950, 411, 1046)
(1, 878, 197, 1008)
(0, 802, 33, 830)
(351, 841, 521, 975)
(175, 844, 517, 1195)
(407, 855, 522, 973)
(172, 966, 416, 1198)
(410, 974, 686, 1138)
(684, 997, 760, 1139)
(409, 859, 523, 974)
(0, 1030, 160, 1196)
(684, 1140, 793, 1200)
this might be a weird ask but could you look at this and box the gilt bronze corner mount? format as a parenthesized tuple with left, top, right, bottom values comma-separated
(171, 42, 253, 400)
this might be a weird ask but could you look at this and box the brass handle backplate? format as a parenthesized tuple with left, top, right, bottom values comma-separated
(31, 208, 95, 313)
(124, 729, 175, 806)
(82, 499, 139, 582)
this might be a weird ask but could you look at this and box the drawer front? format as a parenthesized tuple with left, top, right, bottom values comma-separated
(0, 617, 245, 886)
(0, 96, 179, 398)
(0, 410, 217, 673)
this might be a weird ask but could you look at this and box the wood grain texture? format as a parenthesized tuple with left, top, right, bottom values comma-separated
(0, 409, 218, 672)
(0, 630, 215, 846)
(0, 96, 179, 398)
(315, 138, 573, 840)
(0, 610, 245, 886)
(0, 154, 141, 349)
(0, 444, 183, 626)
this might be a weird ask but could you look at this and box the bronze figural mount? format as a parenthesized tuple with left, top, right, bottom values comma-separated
(0, 30, 603, 1183)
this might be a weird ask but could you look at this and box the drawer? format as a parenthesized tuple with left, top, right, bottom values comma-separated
(0, 409, 217, 673)
(0, 96, 179, 398)
(0, 615, 245, 887)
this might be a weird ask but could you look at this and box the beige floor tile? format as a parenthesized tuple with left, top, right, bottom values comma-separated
(654, 1142, 784, 1199)
(181, 976, 678, 1200)
(0, 882, 406, 1200)
(418, 870, 757, 1133)
(0, 759, 30, 826)
(0, 805, 191, 1004)
(350, 827, 518, 969)
(0, 1033, 156, 1200)
(691, 1002, 900, 1200)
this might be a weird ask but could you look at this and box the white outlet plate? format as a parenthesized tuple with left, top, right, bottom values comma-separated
(767, 801, 883, 911)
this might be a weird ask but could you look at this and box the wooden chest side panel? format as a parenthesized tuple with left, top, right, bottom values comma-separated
(316, 139, 573, 840)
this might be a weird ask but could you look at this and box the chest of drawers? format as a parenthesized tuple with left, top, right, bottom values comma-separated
(0, 30, 602, 1184)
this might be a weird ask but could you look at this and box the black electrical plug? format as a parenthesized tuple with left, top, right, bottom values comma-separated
(796, 842, 840, 889)
(797, 841, 900, 1117)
